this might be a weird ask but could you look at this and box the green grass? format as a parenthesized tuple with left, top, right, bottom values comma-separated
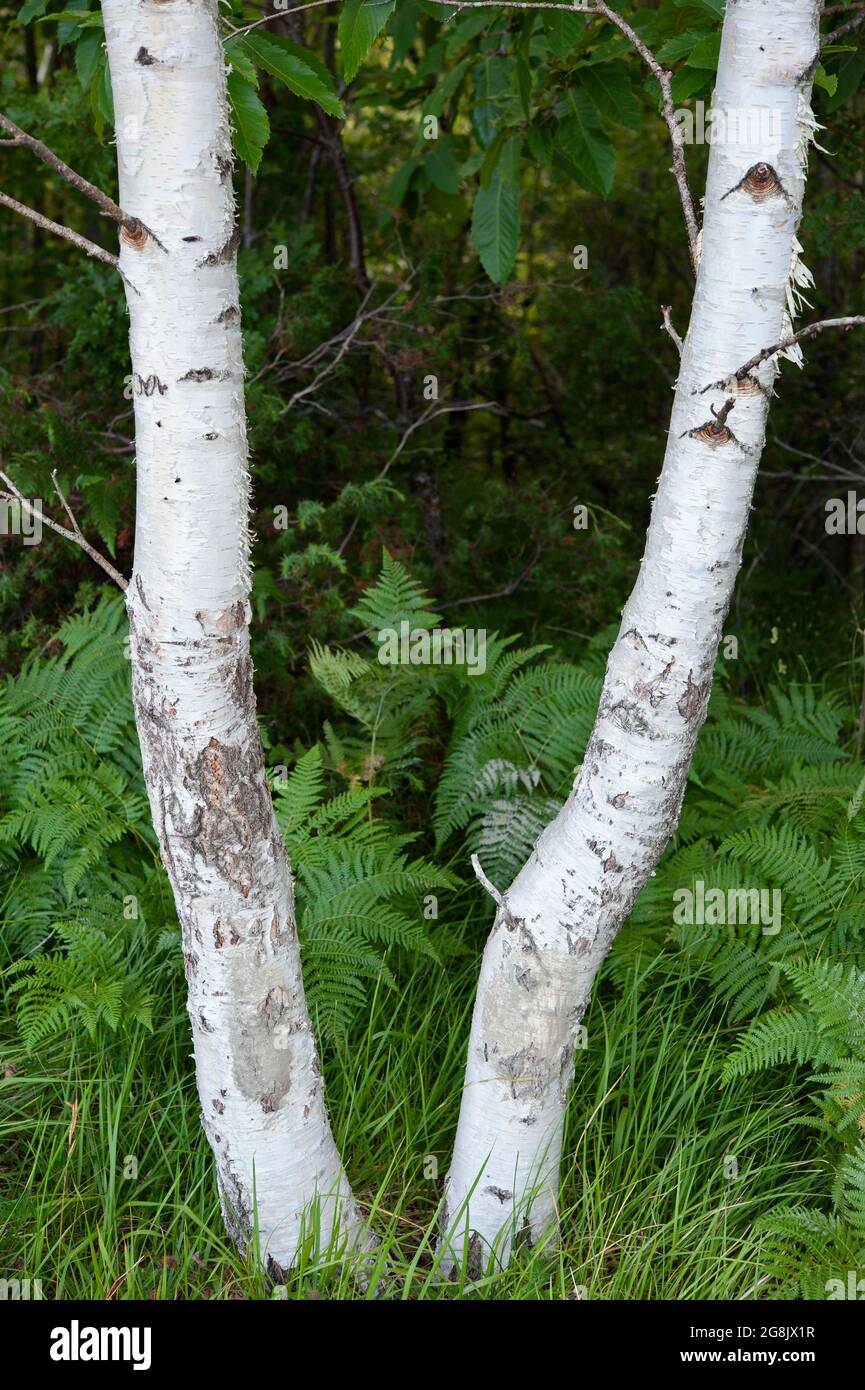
(0, 927, 824, 1300)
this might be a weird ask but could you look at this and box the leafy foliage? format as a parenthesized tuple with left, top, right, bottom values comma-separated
(274, 744, 458, 1036)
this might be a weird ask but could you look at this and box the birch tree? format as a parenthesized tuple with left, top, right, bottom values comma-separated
(2, 0, 363, 1279)
(441, 0, 835, 1271)
(105, 0, 369, 1278)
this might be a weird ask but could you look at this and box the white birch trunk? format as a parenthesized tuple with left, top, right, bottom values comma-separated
(442, 0, 823, 1272)
(102, 0, 362, 1277)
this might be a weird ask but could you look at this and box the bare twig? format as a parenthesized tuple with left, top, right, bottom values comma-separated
(823, 10, 865, 44)
(0, 190, 119, 270)
(438, 541, 543, 611)
(700, 316, 865, 392)
(0, 112, 163, 248)
(660, 304, 683, 356)
(589, 2, 700, 270)
(379, 400, 505, 479)
(471, 853, 508, 910)
(0, 466, 128, 590)
(277, 283, 376, 414)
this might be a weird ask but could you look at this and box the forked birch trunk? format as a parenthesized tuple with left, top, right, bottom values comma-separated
(442, 0, 823, 1271)
(102, 0, 361, 1276)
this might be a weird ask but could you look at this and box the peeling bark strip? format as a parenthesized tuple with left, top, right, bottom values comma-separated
(102, 0, 362, 1272)
(442, 0, 823, 1271)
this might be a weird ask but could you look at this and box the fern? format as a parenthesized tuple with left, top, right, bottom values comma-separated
(349, 548, 442, 635)
(4, 906, 154, 1047)
(274, 745, 458, 1037)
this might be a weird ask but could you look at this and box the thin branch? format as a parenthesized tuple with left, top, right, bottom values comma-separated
(471, 853, 508, 910)
(471, 852, 522, 927)
(277, 283, 376, 415)
(700, 316, 865, 391)
(0, 466, 128, 590)
(660, 304, 683, 356)
(51, 468, 80, 534)
(589, 2, 700, 270)
(0, 190, 119, 269)
(226, 0, 592, 37)
(438, 541, 543, 612)
(0, 111, 163, 248)
(823, 10, 865, 44)
(379, 400, 505, 479)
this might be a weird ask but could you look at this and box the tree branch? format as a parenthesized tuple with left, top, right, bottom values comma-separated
(0, 465, 128, 590)
(823, 10, 865, 44)
(0, 190, 119, 269)
(700, 316, 865, 391)
(660, 304, 683, 356)
(0, 111, 164, 249)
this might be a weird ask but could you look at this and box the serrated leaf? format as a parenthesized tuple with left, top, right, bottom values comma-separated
(75, 27, 103, 89)
(426, 134, 459, 194)
(685, 32, 721, 69)
(224, 38, 259, 88)
(239, 32, 345, 118)
(339, 0, 397, 84)
(556, 87, 615, 197)
(578, 62, 641, 131)
(543, 11, 586, 60)
(227, 72, 270, 175)
(18, 0, 48, 22)
(657, 28, 712, 63)
(471, 135, 520, 284)
(38, 4, 103, 46)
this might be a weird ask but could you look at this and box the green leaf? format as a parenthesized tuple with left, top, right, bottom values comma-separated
(472, 53, 512, 147)
(479, 127, 508, 190)
(471, 135, 520, 284)
(814, 65, 838, 97)
(420, 56, 470, 122)
(239, 32, 345, 118)
(556, 87, 615, 197)
(578, 62, 641, 131)
(685, 32, 721, 69)
(92, 52, 113, 134)
(444, 9, 498, 58)
(543, 11, 586, 60)
(75, 27, 103, 89)
(426, 134, 459, 194)
(657, 28, 712, 63)
(670, 68, 713, 104)
(227, 72, 270, 175)
(389, 0, 419, 65)
(18, 0, 48, 22)
(224, 38, 259, 88)
(38, 5, 103, 42)
(339, 0, 397, 84)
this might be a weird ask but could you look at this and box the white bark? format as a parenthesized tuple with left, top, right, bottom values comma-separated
(442, 0, 823, 1272)
(102, 0, 362, 1276)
